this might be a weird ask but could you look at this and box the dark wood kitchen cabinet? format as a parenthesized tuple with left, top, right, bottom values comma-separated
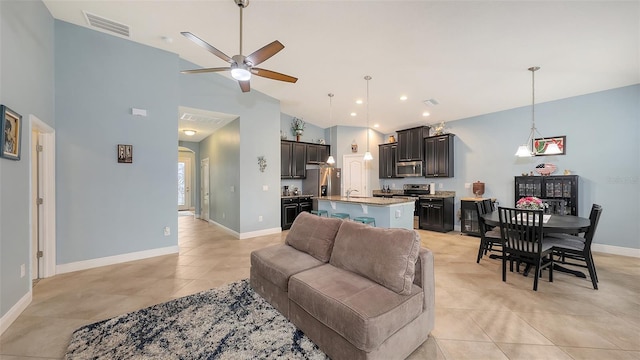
(306, 144, 329, 164)
(419, 197, 454, 232)
(397, 126, 430, 162)
(281, 196, 313, 230)
(281, 141, 307, 179)
(424, 134, 454, 178)
(378, 143, 398, 178)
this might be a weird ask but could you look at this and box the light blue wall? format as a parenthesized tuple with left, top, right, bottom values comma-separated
(179, 59, 281, 234)
(280, 113, 326, 143)
(200, 119, 241, 229)
(54, 20, 179, 263)
(0, 0, 55, 318)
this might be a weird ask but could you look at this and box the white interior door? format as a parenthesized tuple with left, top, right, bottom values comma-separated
(177, 157, 192, 211)
(342, 154, 369, 196)
(201, 158, 210, 221)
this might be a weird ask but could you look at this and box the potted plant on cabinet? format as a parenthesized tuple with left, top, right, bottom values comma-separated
(291, 117, 305, 141)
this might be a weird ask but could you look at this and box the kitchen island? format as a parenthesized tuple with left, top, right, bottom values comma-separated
(316, 196, 415, 229)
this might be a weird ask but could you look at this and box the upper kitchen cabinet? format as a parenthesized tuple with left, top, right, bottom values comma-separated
(397, 126, 430, 161)
(306, 144, 329, 164)
(424, 134, 454, 178)
(281, 140, 307, 179)
(378, 143, 398, 178)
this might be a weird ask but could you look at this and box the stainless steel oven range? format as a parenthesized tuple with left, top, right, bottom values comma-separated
(392, 184, 430, 229)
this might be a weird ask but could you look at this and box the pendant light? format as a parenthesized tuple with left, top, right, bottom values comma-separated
(515, 66, 560, 157)
(326, 93, 336, 165)
(363, 75, 373, 161)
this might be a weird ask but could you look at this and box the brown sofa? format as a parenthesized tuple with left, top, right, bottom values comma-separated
(250, 212, 435, 360)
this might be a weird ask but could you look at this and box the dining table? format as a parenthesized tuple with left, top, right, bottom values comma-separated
(481, 211, 591, 278)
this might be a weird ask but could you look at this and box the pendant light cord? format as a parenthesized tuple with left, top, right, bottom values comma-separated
(365, 76, 371, 152)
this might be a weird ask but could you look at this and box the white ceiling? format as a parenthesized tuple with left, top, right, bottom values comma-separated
(43, 1, 639, 135)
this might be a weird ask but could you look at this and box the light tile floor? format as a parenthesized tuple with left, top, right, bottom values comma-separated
(1, 215, 639, 359)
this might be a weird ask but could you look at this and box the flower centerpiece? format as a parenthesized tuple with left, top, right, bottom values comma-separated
(516, 196, 547, 210)
(291, 117, 305, 141)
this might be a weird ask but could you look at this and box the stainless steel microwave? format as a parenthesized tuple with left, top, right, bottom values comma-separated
(396, 161, 423, 177)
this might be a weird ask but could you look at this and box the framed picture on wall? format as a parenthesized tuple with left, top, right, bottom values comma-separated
(0, 105, 22, 161)
(117, 144, 133, 163)
(533, 136, 566, 156)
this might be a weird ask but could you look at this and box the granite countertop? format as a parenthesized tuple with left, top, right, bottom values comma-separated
(281, 194, 314, 199)
(460, 197, 496, 201)
(419, 191, 456, 199)
(316, 195, 415, 206)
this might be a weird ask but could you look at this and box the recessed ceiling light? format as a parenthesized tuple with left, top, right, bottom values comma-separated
(350, 112, 357, 117)
(183, 130, 197, 136)
(400, 95, 408, 101)
(422, 112, 430, 117)
(356, 99, 363, 105)
(374, 124, 379, 128)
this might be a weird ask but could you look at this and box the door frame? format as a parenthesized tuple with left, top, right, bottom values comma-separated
(178, 156, 192, 211)
(28, 114, 55, 278)
(342, 154, 370, 197)
(201, 157, 210, 221)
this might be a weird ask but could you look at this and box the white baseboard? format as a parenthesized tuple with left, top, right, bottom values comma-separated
(0, 290, 32, 335)
(207, 219, 281, 240)
(56, 246, 179, 274)
(240, 227, 281, 239)
(592, 243, 640, 258)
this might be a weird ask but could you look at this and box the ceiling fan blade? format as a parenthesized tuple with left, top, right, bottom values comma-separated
(239, 80, 250, 92)
(252, 68, 298, 83)
(245, 41, 284, 66)
(180, 67, 230, 74)
(181, 32, 233, 64)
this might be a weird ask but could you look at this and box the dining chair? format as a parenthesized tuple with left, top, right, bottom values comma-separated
(546, 204, 602, 289)
(498, 207, 554, 291)
(476, 201, 502, 263)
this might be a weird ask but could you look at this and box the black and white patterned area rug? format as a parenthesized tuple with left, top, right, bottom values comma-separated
(65, 279, 328, 359)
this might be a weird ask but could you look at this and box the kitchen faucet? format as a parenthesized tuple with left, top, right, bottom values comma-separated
(346, 189, 359, 199)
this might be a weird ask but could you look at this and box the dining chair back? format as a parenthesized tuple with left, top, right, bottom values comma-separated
(547, 204, 603, 289)
(482, 199, 495, 213)
(476, 201, 502, 263)
(498, 207, 554, 291)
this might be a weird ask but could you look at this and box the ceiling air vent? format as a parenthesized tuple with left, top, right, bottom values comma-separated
(83, 11, 130, 38)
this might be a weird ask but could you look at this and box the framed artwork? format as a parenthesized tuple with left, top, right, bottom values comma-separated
(533, 135, 566, 156)
(1, 105, 22, 161)
(117, 144, 133, 163)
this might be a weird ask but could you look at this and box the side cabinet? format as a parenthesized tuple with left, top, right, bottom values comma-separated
(514, 175, 579, 216)
(424, 134, 454, 178)
(419, 197, 454, 232)
(378, 143, 398, 178)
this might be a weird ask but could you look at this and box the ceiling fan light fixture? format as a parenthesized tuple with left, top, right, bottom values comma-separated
(231, 66, 251, 81)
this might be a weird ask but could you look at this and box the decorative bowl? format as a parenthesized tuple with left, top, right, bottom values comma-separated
(534, 163, 557, 176)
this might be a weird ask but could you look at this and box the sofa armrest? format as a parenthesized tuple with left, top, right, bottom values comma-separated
(413, 248, 435, 312)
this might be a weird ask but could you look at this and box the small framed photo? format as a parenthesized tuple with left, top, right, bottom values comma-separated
(117, 144, 133, 163)
(533, 135, 566, 156)
(1, 105, 22, 161)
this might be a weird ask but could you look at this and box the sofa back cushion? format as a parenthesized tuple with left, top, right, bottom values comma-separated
(285, 211, 344, 262)
(330, 221, 420, 295)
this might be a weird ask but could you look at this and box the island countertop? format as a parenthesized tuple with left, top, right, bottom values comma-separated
(317, 196, 414, 206)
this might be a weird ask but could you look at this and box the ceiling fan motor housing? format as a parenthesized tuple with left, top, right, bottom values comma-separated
(235, 0, 250, 8)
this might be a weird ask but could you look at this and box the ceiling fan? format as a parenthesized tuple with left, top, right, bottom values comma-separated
(180, 0, 298, 93)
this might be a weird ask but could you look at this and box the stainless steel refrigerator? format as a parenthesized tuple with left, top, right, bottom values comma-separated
(303, 168, 341, 209)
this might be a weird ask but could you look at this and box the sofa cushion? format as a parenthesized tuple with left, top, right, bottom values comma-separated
(289, 264, 424, 352)
(330, 220, 420, 295)
(285, 211, 344, 262)
(250, 244, 325, 291)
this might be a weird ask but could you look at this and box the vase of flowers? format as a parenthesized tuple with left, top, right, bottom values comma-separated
(516, 196, 547, 210)
(291, 117, 305, 141)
